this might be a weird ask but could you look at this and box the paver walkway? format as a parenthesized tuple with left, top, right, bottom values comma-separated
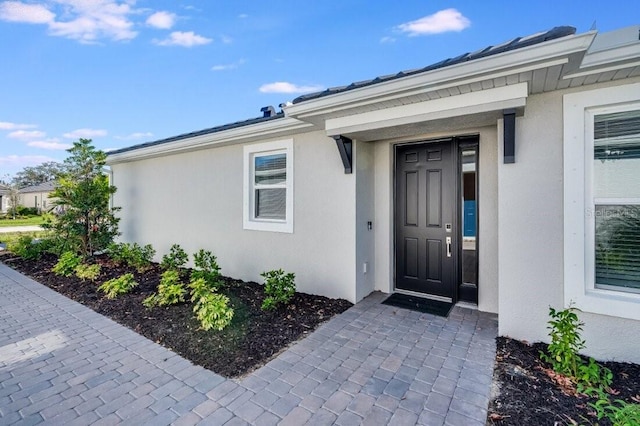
(0, 262, 498, 425)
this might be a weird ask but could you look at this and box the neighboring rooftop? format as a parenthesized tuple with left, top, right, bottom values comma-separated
(292, 26, 576, 104)
(19, 181, 56, 193)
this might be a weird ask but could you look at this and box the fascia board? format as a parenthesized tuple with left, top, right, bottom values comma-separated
(563, 59, 640, 79)
(325, 83, 528, 136)
(107, 117, 312, 164)
(580, 41, 640, 68)
(286, 32, 594, 118)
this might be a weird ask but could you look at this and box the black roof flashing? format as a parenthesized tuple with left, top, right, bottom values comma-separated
(292, 26, 576, 104)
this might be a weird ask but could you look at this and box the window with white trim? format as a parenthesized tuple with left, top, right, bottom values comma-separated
(592, 109, 640, 293)
(564, 83, 640, 321)
(243, 140, 293, 233)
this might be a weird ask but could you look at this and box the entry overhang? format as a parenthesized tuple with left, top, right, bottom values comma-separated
(325, 83, 528, 137)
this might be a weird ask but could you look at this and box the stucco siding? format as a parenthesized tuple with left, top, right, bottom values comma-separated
(112, 130, 358, 302)
(18, 191, 53, 211)
(355, 140, 376, 301)
(498, 78, 640, 363)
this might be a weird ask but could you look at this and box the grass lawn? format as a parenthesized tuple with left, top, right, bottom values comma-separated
(0, 231, 46, 244)
(0, 216, 45, 227)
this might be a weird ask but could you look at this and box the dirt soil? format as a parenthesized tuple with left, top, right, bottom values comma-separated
(488, 337, 640, 425)
(1, 253, 352, 378)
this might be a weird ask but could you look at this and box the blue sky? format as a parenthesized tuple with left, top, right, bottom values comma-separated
(0, 0, 637, 178)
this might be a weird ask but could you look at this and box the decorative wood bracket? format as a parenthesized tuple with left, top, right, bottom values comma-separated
(332, 135, 353, 174)
(503, 109, 516, 164)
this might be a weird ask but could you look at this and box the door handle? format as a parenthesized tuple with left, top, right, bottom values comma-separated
(446, 237, 452, 258)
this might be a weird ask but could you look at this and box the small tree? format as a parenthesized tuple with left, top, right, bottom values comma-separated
(47, 139, 119, 258)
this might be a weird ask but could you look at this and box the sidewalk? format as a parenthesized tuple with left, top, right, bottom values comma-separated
(0, 262, 497, 425)
(0, 226, 43, 234)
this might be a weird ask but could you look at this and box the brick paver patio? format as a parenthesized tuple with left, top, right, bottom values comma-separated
(0, 262, 497, 425)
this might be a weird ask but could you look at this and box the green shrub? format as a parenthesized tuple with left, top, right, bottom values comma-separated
(108, 242, 155, 272)
(191, 249, 222, 290)
(540, 305, 612, 394)
(7, 235, 46, 260)
(189, 277, 233, 331)
(590, 389, 640, 426)
(143, 270, 186, 308)
(260, 269, 296, 311)
(161, 244, 188, 271)
(52, 251, 82, 277)
(75, 263, 101, 281)
(98, 273, 138, 299)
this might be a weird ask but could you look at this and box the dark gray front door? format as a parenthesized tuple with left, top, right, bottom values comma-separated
(395, 140, 456, 299)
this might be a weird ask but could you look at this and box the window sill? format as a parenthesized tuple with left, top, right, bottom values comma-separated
(566, 285, 640, 321)
(243, 219, 293, 234)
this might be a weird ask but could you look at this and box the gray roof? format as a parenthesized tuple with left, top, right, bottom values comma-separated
(19, 181, 56, 193)
(108, 112, 285, 156)
(108, 26, 576, 157)
(292, 26, 576, 104)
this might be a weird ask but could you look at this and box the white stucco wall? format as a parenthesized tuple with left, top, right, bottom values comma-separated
(111, 130, 358, 302)
(355, 140, 376, 301)
(371, 127, 499, 314)
(18, 191, 53, 211)
(498, 79, 640, 363)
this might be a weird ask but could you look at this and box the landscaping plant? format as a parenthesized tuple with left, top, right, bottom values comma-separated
(590, 391, 640, 426)
(540, 305, 612, 394)
(143, 270, 186, 308)
(108, 242, 155, 272)
(98, 273, 138, 299)
(46, 139, 120, 259)
(8, 235, 44, 260)
(52, 251, 82, 277)
(74, 263, 101, 281)
(260, 269, 296, 311)
(161, 244, 189, 271)
(189, 277, 233, 331)
(191, 249, 222, 290)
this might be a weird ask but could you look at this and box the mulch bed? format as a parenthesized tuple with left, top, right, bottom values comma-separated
(1, 253, 352, 378)
(488, 337, 640, 425)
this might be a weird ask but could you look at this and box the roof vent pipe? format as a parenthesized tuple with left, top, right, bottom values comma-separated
(261, 106, 276, 118)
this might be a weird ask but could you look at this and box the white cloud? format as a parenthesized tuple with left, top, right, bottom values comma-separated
(154, 31, 212, 47)
(0, 1, 54, 24)
(211, 59, 245, 71)
(0, 121, 36, 130)
(0, 154, 57, 167)
(115, 131, 153, 140)
(0, 0, 138, 43)
(238, 13, 248, 19)
(146, 11, 175, 29)
(220, 34, 232, 44)
(259, 82, 323, 94)
(380, 36, 396, 44)
(27, 139, 72, 150)
(63, 128, 107, 139)
(396, 9, 470, 36)
(8, 130, 46, 140)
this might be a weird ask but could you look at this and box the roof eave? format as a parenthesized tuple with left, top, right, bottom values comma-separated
(106, 116, 314, 164)
(285, 31, 596, 120)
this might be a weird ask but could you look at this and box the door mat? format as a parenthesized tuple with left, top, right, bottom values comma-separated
(382, 293, 453, 317)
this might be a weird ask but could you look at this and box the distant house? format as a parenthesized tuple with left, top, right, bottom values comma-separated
(0, 184, 10, 214)
(18, 181, 56, 212)
(107, 25, 640, 364)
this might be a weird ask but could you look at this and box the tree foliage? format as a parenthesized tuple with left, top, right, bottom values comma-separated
(12, 161, 67, 188)
(46, 139, 119, 258)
